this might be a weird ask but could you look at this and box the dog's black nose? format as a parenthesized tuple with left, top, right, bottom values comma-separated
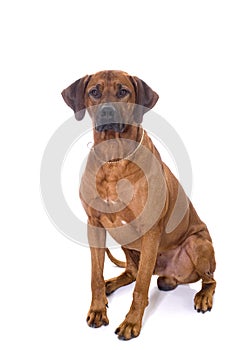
(100, 105, 116, 120)
(95, 104, 125, 133)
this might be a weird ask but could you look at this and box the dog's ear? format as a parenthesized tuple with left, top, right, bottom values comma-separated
(130, 76, 159, 123)
(61, 75, 91, 120)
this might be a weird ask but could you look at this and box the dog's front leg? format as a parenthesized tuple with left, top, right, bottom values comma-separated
(86, 222, 109, 328)
(115, 229, 161, 340)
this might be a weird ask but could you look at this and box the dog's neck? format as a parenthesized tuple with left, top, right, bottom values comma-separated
(92, 125, 144, 163)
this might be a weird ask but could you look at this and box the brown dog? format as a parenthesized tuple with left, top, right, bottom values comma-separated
(62, 70, 216, 340)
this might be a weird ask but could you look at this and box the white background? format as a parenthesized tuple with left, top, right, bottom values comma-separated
(1, 0, 232, 349)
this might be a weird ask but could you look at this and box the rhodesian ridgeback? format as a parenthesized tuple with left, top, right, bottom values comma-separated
(62, 70, 216, 340)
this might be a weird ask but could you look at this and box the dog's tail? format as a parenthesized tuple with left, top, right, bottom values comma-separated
(105, 248, 126, 268)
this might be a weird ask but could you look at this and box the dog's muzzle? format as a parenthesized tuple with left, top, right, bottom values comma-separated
(95, 103, 125, 133)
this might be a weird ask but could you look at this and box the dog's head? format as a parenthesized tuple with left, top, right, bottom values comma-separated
(62, 70, 159, 138)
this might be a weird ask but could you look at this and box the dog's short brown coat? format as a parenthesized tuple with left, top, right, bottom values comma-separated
(62, 70, 216, 340)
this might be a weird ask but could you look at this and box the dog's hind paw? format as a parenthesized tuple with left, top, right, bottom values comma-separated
(194, 288, 213, 313)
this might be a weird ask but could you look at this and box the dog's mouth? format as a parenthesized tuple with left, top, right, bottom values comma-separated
(95, 122, 126, 133)
(94, 103, 126, 135)
(92, 103, 135, 161)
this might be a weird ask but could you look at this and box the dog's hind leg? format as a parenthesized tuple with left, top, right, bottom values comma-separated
(182, 232, 216, 312)
(194, 277, 216, 313)
(156, 231, 216, 313)
(105, 248, 139, 295)
(190, 235, 216, 312)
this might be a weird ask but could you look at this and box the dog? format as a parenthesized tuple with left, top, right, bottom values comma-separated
(62, 70, 216, 340)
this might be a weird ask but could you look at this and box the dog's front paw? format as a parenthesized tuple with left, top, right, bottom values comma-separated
(86, 308, 109, 328)
(115, 319, 141, 340)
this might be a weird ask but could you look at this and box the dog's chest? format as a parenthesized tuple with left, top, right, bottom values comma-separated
(80, 147, 167, 246)
(80, 160, 148, 226)
(98, 163, 149, 227)
(96, 161, 145, 202)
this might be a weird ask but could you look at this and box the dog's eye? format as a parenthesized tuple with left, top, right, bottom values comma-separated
(118, 88, 129, 98)
(89, 88, 101, 99)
